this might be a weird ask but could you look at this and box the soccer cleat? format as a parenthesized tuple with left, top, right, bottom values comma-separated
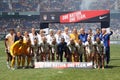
(11, 67, 15, 70)
(22, 66, 26, 69)
(106, 64, 108, 68)
(102, 67, 104, 69)
(93, 64, 97, 69)
(17, 66, 21, 69)
(98, 67, 100, 70)
(7, 64, 10, 69)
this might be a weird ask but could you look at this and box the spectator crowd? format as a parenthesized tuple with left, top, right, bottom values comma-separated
(0, 0, 120, 12)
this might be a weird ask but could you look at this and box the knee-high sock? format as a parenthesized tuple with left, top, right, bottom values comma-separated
(11, 57, 15, 68)
(17, 56, 21, 67)
(27, 56, 31, 66)
(72, 54, 74, 62)
(22, 56, 25, 67)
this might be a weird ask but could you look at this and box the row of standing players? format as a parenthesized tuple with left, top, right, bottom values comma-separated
(5, 27, 113, 69)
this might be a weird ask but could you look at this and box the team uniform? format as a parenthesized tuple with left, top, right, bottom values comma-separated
(78, 33, 88, 62)
(55, 34, 64, 44)
(85, 41, 94, 62)
(5, 33, 15, 68)
(70, 33, 79, 43)
(67, 42, 78, 62)
(94, 41, 104, 69)
(40, 41, 50, 61)
(29, 33, 39, 67)
(37, 34, 44, 45)
(46, 34, 54, 44)
(78, 33, 88, 43)
(20, 36, 31, 67)
(14, 34, 23, 68)
(10, 40, 23, 68)
(76, 42, 85, 62)
(50, 40, 58, 61)
(14, 35, 22, 42)
(32, 37, 39, 67)
(95, 41, 104, 56)
(88, 34, 94, 42)
(57, 40, 68, 62)
(100, 31, 113, 66)
(29, 33, 38, 46)
(94, 33, 101, 41)
(62, 32, 70, 44)
(5, 34, 15, 51)
(10, 41, 22, 57)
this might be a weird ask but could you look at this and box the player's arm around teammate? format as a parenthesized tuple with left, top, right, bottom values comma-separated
(10, 37, 23, 70)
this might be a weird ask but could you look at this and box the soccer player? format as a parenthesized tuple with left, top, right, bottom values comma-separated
(55, 30, 64, 44)
(57, 38, 67, 62)
(40, 37, 50, 61)
(38, 29, 45, 45)
(29, 28, 38, 67)
(37, 29, 46, 62)
(76, 39, 85, 62)
(46, 29, 55, 44)
(14, 31, 22, 42)
(10, 37, 23, 70)
(50, 37, 58, 61)
(67, 39, 78, 62)
(95, 37, 104, 69)
(85, 37, 94, 62)
(31, 37, 39, 67)
(62, 27, 70, 43)
(87, 28, 94, 41)
(78, 28, 88, 43)
(14, 31, 23, 68)
(87, 28, 97, 68)
(101, 28, 113, 67)
(4, 29, 15, 68)
(94, 28, 101, 41)
(29, 28, 38, 46)
(78, 28, 88, 62)
(93, 28, 102, 68)
(23, 31, 30, 43)
(23, 31, 31, 68)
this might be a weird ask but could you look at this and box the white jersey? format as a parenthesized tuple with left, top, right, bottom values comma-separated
(37, 35, 44, 45)
(62, 32, 70, 43)
(46, 35, 55, 44)
(88, 34, 94, 41)
(94, 41, 104, 54)
(23, 36, 28, 43)
(85, 41, 94, 54)
(40, 41, 50, 53)
(5, 33, 15, 51)
(55, 34, 64, 44)
(76, 43, 85, 54)
(29, 33, 38, 46)
(51, 43, 58, 53)
(67, 42, 77, 53)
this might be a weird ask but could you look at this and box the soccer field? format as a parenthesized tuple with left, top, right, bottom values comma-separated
(0, 41, 120, 80)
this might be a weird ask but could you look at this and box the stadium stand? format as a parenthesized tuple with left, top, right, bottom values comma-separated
(0, 0, 119, 12)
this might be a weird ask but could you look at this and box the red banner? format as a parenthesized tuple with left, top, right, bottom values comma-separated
(60, 10, 109, 23)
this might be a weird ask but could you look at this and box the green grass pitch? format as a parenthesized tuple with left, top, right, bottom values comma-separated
(0, 41, 120, 80)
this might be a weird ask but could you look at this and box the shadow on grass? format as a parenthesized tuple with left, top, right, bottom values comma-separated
(111, 58, 120, 61)
(105, 65, 120, 69)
